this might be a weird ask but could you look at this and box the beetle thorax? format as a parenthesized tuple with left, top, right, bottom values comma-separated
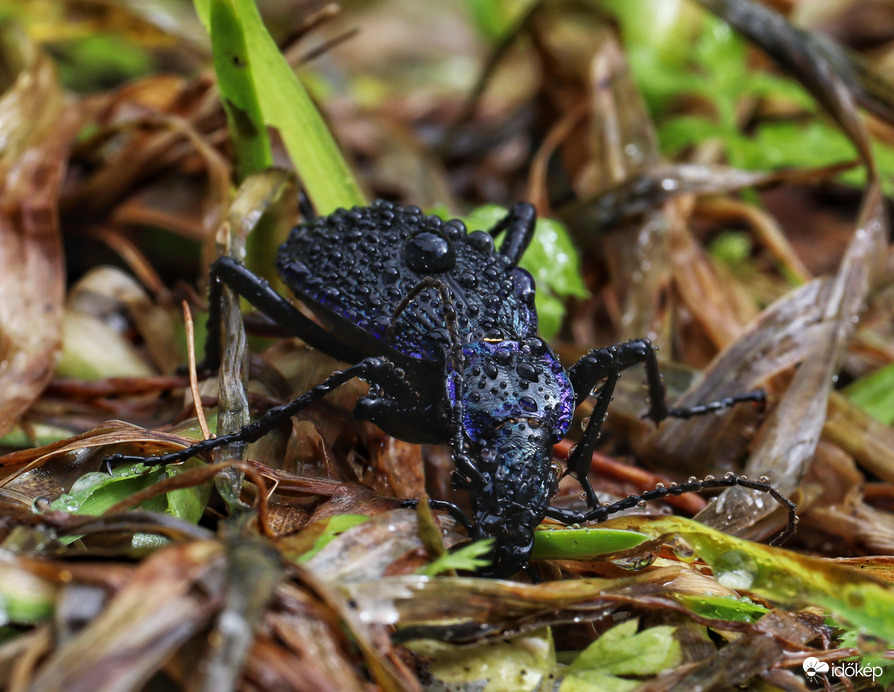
(448, 338, 574, 446)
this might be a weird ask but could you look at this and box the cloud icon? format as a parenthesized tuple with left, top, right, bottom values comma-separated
(803, 657, 830, 677)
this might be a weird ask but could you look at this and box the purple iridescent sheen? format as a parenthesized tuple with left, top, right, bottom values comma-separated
(447, 340, 574, 445)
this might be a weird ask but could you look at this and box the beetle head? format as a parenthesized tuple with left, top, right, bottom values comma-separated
(446, 338, 573, 577)
(467, 420, 559, 577)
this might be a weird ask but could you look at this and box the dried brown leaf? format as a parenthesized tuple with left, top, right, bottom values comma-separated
(296, 565, 422, 692)
(264, 584, 367, 691)
(637, 0, 891, 540)
(302, 509, 443, 583)
(0, 27, 81, 436)
(25, 540, 224, 692)
(61, 73, 230, 237)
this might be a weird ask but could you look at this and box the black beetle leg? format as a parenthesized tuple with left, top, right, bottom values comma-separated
(386, 276, 457, 348)
(664, 391, 767, 419)
(566, 338, 766, 510)
(104, 356, 405, 468)
(546, 474, 797, 546)
(545, 505, 586, 524)
(488, 202, 537, 267)
(203, 256, 363, 373)
(401, 498, 474, 533)
(565, 344, 625, 507)
(581, 474, 797, 545)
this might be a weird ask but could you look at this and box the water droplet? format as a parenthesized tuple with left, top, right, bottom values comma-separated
(516, 362, 538, 382)
(519, 396, 538, 413)
(466, 230, 494, 253)
(482, 293, 501, 310)
(404, 230, 455, 273)
(382, 265, 400, 283)
(458, 271, 478, 289)
(714, 550, 758, 590)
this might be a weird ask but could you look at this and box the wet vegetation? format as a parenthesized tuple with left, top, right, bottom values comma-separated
(1, 0, 894, 689)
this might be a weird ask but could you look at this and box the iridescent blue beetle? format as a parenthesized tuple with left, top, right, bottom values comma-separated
(107, 200, 795, 577)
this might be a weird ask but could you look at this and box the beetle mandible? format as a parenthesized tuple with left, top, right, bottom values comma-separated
(106, 200, 796, 577)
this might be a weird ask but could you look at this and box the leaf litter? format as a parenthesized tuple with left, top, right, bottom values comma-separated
(1, 0, 894, 690)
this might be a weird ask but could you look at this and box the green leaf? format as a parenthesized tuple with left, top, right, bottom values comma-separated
(407, 628, 557, 692)
(462, 205, 588, 339)
(48, 459, 211, 545)
(194, 0, 365, 211)
(676, 594, 767, 622)
(611, 4, 894, 190)
(737, 120, 856, 170)
(0, 565, 56, 625)
(50, 464, 165, 517)
(294, 514, 370, 563)
(615, 515, 894, 644)
(208, 0, 272, 180)
(416, 539, 494, 576)
(164, 462, 211, 524)
(55, 34, 154, 92)
(602, 0, 704, 67)
(845, 362, 894, 425)
(531, 527, 648, 560)
(521, 217, 589, 299)
(465, 0, 528, 42)
(708, 231, 753, 267)
(835, 619, 894, 688)
(745, 71, 815, 109)
(0, 422, 78, 449)
(658, 115, 725, 156)
(561, 619, 681, 692)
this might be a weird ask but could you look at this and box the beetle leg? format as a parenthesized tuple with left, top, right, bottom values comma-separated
(565, 345, 623, 507)
(386, 276, 457, 348)
(544, 505, 586, 524)
(580, 474, 797, 546)
(488, 202, 537, 267)
(567, 338, 766, 510)
(104, 356, 405, 468)
(571, 337, 765, 425)
(203, 256, 364, 372)
(400, 498, 474, 533)
(354, 392, 449, 444)
(546, 475, 796, 546)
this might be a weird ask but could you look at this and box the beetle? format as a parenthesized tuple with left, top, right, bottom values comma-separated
(106, 199, 796, 577)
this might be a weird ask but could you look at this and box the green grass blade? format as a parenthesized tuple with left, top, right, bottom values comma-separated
(195, 0, 365, 211)
(209, 0, 272, 180)
(845, 361, 894, 424)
